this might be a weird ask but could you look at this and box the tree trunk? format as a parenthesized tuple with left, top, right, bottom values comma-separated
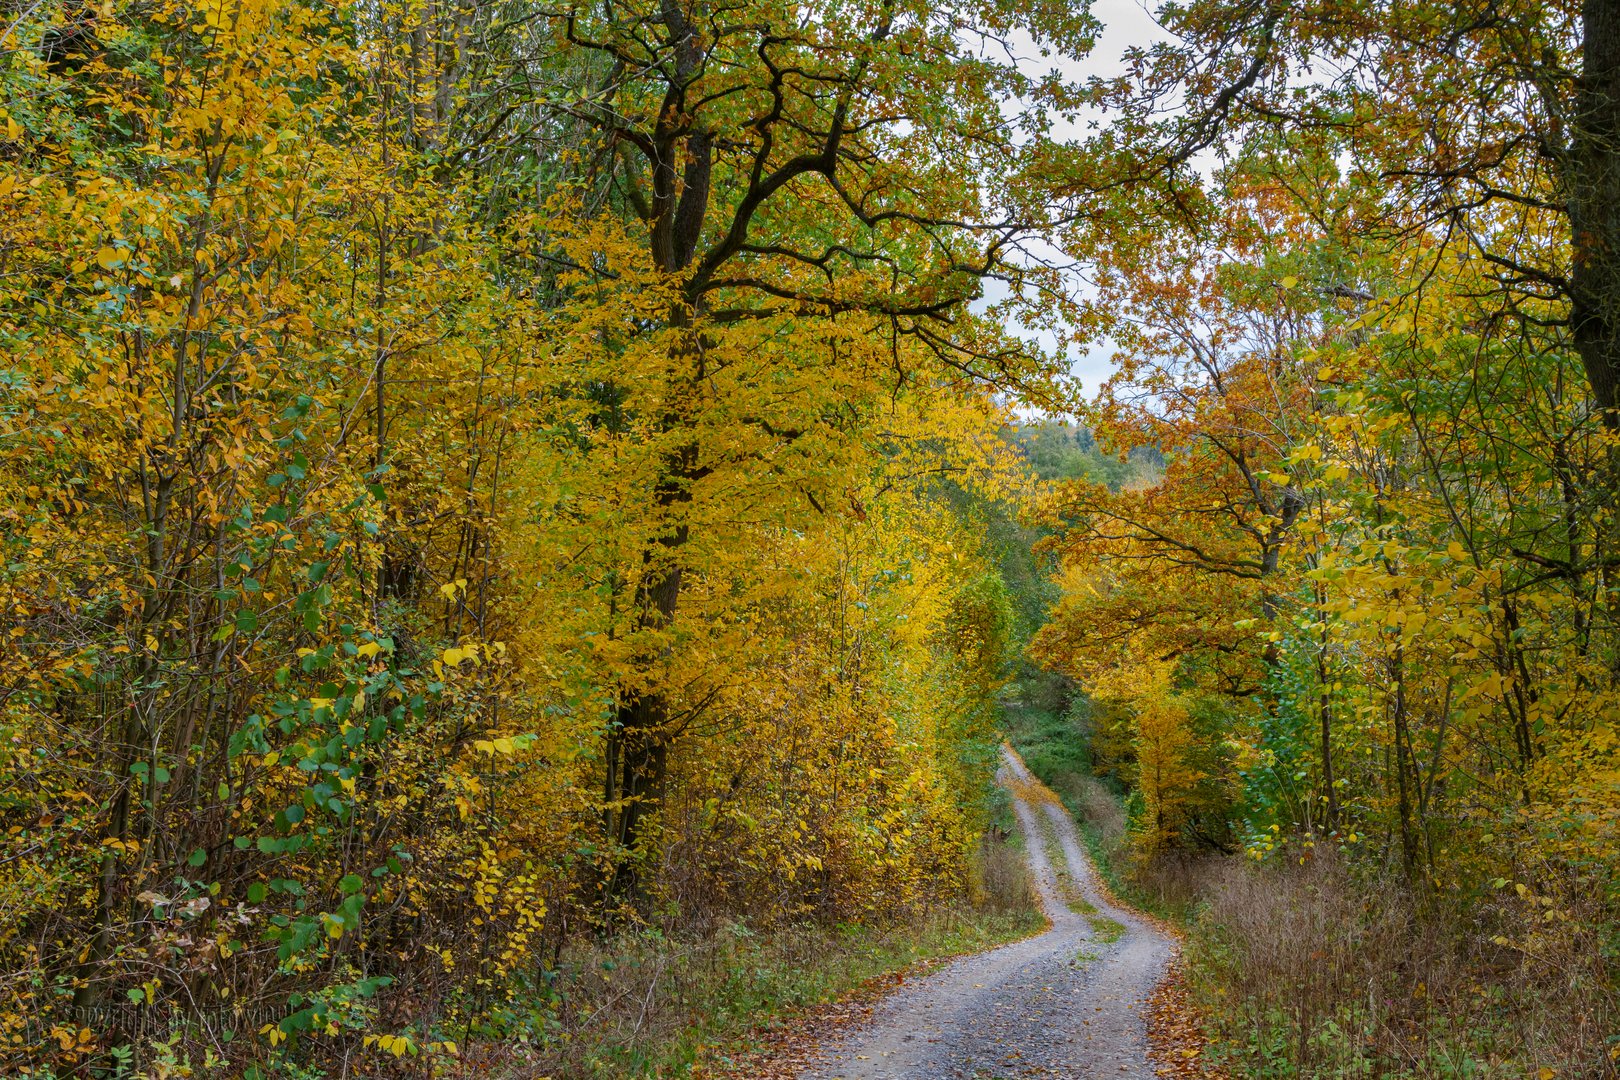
(1390, 645, 1420, 886)
(1316, 629, 1339, 833)
(604, 440, 699, 900)
(606, 692, 672, 898)
(1572, 0, 1620, 430)
(599, 88, 713, 897)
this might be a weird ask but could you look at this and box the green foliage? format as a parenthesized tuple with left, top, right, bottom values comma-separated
(1011, 422, 1162, 489)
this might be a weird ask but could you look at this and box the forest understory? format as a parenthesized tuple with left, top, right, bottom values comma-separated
(4, 0, 1620, 1075)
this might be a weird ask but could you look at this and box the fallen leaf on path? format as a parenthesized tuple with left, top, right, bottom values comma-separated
(1146, 953, 1227, 1080)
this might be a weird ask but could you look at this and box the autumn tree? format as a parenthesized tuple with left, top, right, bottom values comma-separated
(505, 0, 1088, 892)
(1043, 38, 1620, 903)
(1034, 172, 1371, 833)
(1068, 0, 1614, 418)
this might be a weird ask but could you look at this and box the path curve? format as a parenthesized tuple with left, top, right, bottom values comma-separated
(800, 746, 1172, 1079)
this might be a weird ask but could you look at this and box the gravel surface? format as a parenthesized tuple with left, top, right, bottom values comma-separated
(800, 747, 1173, 1080)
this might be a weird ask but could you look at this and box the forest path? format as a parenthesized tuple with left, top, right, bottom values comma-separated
(799, 746, 1172, 1079)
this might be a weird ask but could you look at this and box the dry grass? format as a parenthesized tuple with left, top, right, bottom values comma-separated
(1057, 771, 1128, 853)
(972, 828, 1036, 915)
(1185, 850, 1620, 1078)
(1054, 769, 1164, 904)
(1131, 851, 1222, 916)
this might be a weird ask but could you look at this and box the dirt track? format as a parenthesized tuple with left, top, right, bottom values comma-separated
(800, 746, 1172, 1079)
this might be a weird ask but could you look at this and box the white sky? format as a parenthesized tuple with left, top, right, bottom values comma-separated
(974, 0, 1172, 415)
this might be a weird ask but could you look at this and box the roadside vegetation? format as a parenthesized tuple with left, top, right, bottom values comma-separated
(4, 0, 1071, 1069)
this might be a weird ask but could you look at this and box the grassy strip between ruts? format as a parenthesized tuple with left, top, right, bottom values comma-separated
(1003, 695, 1227, 1080)
(1001, 699, 1152, 916)
(1010, 756, 1105, 922)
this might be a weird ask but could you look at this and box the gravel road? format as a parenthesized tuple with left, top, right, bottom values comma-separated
(800, 746, 1173, 1080)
